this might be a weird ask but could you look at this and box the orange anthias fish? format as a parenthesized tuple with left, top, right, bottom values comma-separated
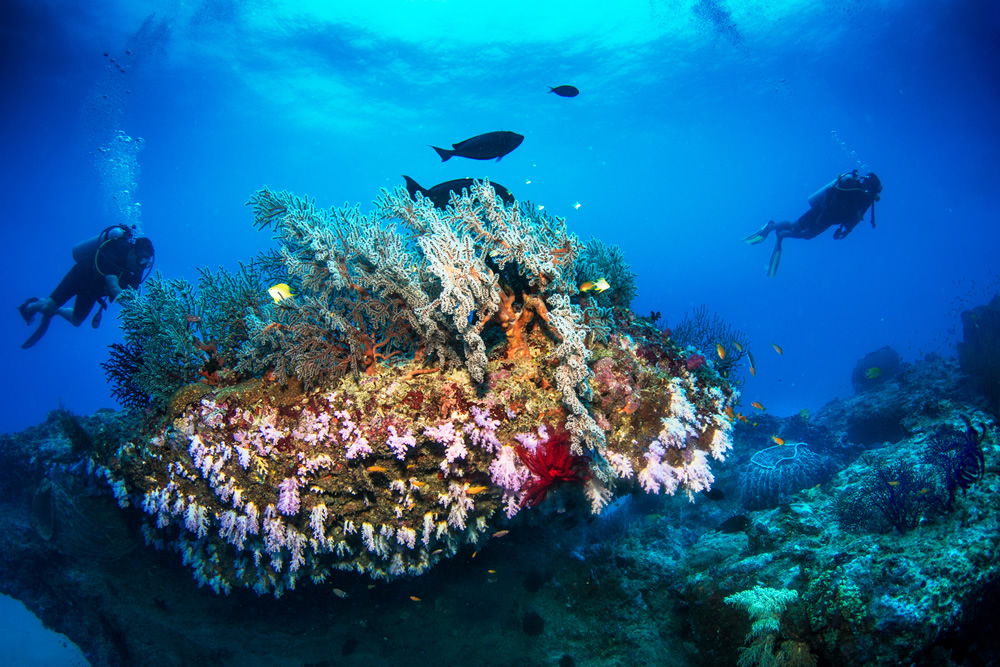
(733, 342, 744, 353)
(725, 406, 735, 420)
(716, 343, 726, 360)
(366, 465, 387, 473)
(772, 436, 785, 446)
(751, 401, 765, 411)
(467, 485, 488, 495)
(772, 343, 783, 355)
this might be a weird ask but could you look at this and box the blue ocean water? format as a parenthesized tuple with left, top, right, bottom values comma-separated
(1, 0, 998, 662)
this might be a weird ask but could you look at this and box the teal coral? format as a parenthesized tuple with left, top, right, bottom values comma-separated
(725, 586, 814, 667)
(109, 264, 269, 413)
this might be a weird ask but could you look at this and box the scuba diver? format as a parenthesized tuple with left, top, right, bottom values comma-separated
(744, 170, 882, 277)
(18, 225, 154, 349)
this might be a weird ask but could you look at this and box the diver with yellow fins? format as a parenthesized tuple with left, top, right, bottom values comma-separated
(18, 225, 154, 349)
(744, 170, 882, 277)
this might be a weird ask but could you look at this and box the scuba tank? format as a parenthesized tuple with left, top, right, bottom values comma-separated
(807, 177, 840, 209)
(71, 225, 132, 264)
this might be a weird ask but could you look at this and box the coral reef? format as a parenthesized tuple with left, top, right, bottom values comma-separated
(92, 183, 737, 594)
(1, 334, 999, 666)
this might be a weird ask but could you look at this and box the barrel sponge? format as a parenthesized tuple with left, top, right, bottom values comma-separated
(738, 443, 833, 510)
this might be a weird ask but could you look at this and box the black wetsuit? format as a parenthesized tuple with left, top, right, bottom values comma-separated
(50, 240, 142, 321)
(793, 179, 877, 241)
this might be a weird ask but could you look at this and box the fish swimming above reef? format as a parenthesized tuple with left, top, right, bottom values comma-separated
(549, 85, 579, 97)
(431, 130, 524, 162)
(402, 175, 515, 209)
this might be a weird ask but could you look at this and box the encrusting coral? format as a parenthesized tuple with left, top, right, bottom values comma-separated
(99, 181, 739, 595)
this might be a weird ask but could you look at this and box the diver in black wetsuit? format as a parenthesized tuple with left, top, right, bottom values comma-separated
(18, 225, 154, 349)
(744, 171, 882, 277)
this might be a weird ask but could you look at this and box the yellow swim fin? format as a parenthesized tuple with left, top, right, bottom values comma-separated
(767, 245, 782, 278)
(743, 221, 773, 245)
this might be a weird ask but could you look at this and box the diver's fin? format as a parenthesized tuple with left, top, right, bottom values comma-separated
(18, 298, 38, 325)
(743, 221, 773, 245)
(767, 245, 782, 278)
(21, 316, 51, 349)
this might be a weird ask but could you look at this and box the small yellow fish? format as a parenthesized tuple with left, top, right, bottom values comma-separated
(332, 588, 349, 598)
(866, 367, 882, 379)
(751, 401, 765, 411)
(409, 595, 421, 602)
(492, 529, 510, 538)
(734, 342, 744, 353)
(406, 463, 417, 469)
(716, 343, 726, 360)
(487, 569, 497, 574)
(366, 465, 387, 473)
(772, 436, 785, 446)
(467, 485, 488, 495)
(580, 278, 611, 294)
(267, 283, 294, 303)
(888, 481, 900, 486)
(471, 551, 478, 558)
(772, 343, 783, 355)
(367, 584, 376, 590)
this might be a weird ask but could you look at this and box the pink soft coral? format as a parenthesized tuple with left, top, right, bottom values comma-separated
(517, 430, 590, 507)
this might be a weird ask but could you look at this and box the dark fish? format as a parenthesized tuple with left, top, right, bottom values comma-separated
(700, 487, 726, 501)
(431, 130, 524, 162)
(403, 175, 514, 209)
(716, 515, 751, 533)
(549, 85, 579, 97)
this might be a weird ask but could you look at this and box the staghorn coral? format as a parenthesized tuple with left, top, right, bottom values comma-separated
(92, 183, 740, 595)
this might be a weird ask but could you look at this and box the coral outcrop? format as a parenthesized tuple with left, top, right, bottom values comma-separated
(94, 183, 737, 594)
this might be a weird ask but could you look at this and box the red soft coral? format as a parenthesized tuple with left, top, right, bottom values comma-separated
(517, 430, 590, 507)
